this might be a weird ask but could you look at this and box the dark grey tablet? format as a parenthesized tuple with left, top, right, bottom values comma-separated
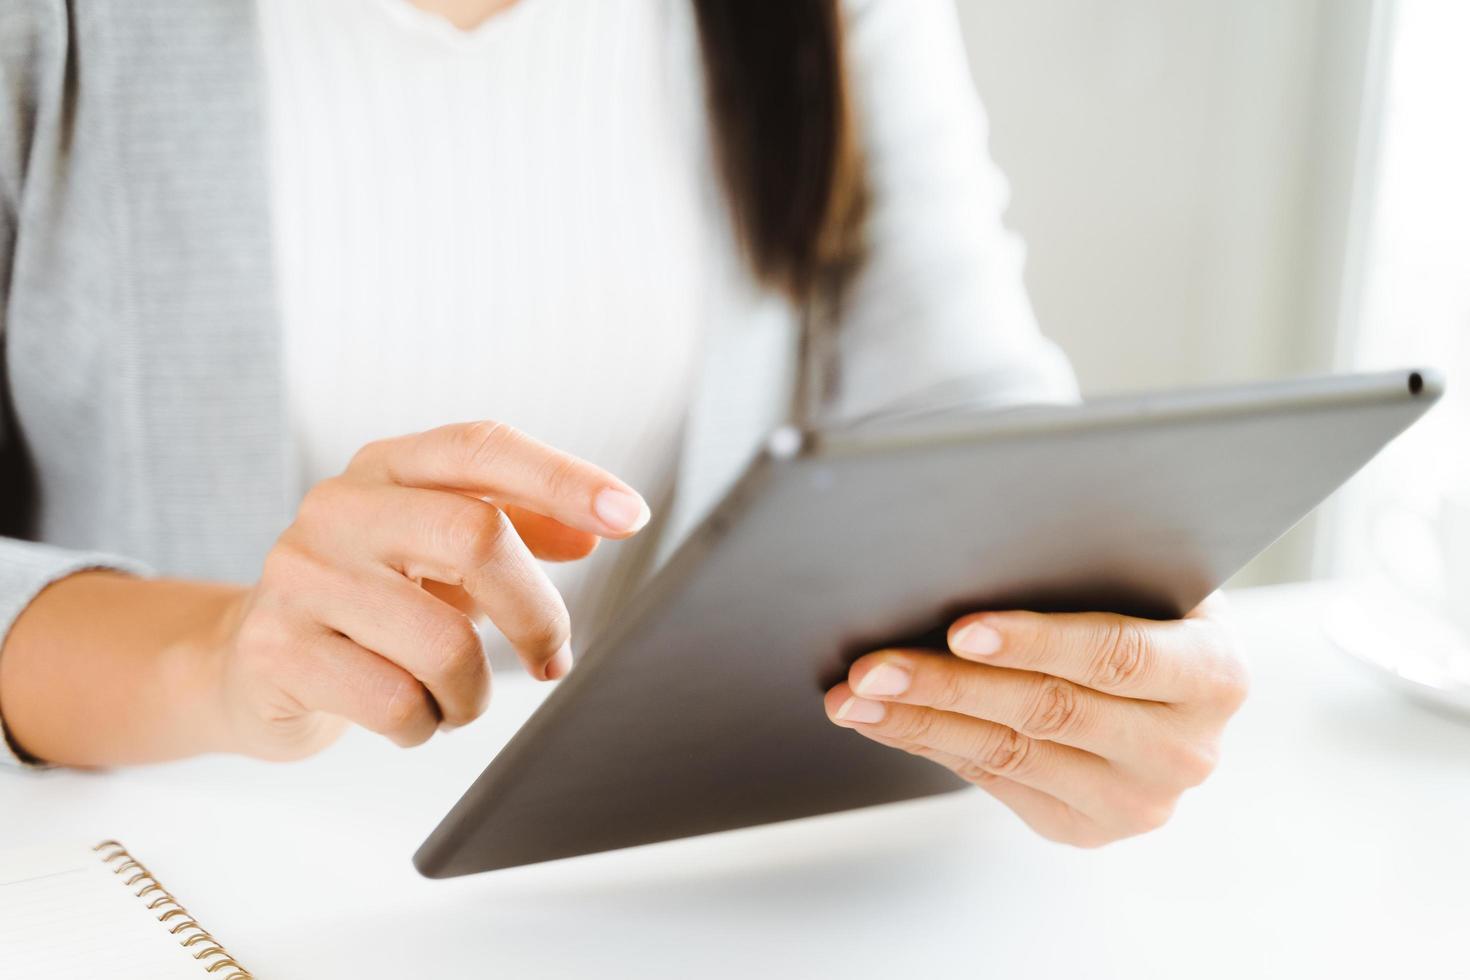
(415, 369, 1441, 877)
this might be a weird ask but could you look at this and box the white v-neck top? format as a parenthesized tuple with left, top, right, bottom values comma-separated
(253, 0, 1077, 657)
(258, 0, 711, 495)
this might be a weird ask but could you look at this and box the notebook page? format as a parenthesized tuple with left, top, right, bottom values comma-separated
(0, 843, 209, 979)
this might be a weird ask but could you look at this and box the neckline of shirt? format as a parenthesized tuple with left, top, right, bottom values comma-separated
(370, 0, 542, 51)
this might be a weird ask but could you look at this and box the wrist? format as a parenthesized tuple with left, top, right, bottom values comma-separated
(158, 585, 249, 757)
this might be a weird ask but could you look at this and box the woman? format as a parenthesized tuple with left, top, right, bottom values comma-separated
(0, 0, 1246, 847)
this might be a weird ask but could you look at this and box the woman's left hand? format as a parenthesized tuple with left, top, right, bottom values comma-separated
(825, 594, 1248, 847)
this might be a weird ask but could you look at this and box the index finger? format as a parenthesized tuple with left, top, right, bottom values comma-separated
(351, 421, 650, 539)
(945, 606, 1235, 705)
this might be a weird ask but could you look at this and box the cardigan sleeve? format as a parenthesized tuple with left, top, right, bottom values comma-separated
(823, 0, 1079, 423)
(0, 1, 150, 767)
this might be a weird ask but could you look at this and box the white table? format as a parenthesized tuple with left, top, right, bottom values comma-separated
(4, 583, 1468, 978)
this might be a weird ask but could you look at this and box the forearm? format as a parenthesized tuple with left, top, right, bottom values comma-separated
(0, 572, 244, 766)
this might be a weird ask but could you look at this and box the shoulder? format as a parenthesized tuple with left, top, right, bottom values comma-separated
(838, 0, 983, 168)
(840, 0, 972, 102)
(840, 0, 965, 51)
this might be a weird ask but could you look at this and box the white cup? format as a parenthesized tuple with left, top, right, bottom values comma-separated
(1376, 489, 1470, 642)
(1441, 491, 1470, 639)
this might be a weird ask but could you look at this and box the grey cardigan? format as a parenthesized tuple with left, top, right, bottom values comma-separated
(0, 0, 1075, 760)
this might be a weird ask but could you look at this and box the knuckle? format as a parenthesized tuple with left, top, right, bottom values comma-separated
(381, 679, 434, 742)
(1214, 657, 1252, 713)
(457, 420, 515, 471)
(259, 542, 318, 589)
(1106, 785, 1177, 836)
(1088, 621, 1152, 692)
(234, 604, 294, 665)
(956, 760, 1003, 788)
(1019, 678, 1085, 740)
(927, 662, 970, 712)
(296, 478, 347, 526)
(883, 707, 937, 745)
(444, 504, 511, 570)
(540, 454, 587, 505)
(1129, 798, 1177, 835)
(347, 438, 390, 474)
(1164, 740, 1220, 789)
(1190, 612, 1250, 711)
(422, 613, 485, 679)
(980, 727, 1035, 777)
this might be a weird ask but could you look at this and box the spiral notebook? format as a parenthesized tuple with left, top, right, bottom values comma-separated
(0, 841, 252, 979)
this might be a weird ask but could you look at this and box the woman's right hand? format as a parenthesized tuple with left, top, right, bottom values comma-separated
(209, 421, 650, 760)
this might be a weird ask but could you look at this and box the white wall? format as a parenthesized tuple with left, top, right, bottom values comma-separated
(952, 0, 1381, 582)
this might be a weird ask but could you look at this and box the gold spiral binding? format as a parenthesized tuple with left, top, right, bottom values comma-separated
(93, 841, 254, 980)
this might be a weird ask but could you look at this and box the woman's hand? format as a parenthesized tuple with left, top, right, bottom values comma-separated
(824, 596, 1247, 846)
(0, 420, 647, 767)
(204, 421, 650, 761)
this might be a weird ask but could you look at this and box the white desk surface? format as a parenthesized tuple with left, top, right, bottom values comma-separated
(3, 582, 1467, 978)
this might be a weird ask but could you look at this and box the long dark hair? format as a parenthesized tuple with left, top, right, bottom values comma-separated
(692, 1, 867, 303)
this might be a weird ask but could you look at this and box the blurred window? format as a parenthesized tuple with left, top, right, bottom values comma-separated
(1323, 0, 1470, 593)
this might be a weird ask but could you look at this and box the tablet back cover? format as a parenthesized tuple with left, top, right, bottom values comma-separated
(415, 370, 1439, 876)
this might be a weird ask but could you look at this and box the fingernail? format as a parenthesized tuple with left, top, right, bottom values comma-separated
(855, 662, 911, 697)
(952, 621, 1003, 656)
(593, 487, 651, 534)
(834, 696, 886, 724)
(544, 642, 574, 680)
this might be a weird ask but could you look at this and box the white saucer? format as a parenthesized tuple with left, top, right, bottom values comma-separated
(1323, 583, 1470, 720)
